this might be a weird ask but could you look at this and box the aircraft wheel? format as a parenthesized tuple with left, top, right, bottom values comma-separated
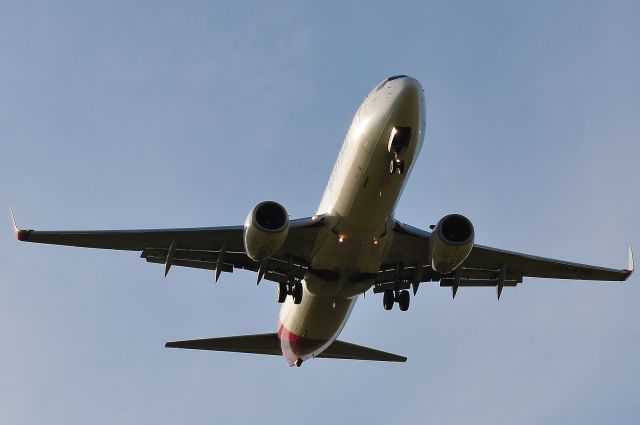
(383, 289, 394, 310)
(399, 290, 410, 311)
(293, 282, 303, 304)
(277, 283, 287, 303)
(390, 158, 405, 175)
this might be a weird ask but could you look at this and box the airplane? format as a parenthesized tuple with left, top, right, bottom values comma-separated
(12, 75, 634, 367)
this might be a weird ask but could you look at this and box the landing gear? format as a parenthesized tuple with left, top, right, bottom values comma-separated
(276, 281, 303, 304)
(389, 156, 405, 175)
(295, 358, 303, 367)
(277, 283, 287, 303)
(383, 289, 394, 310)
(293, 282, 303, 305)
(388, 126, 411, 175)
(398, 290, 410, 311)
(382, 289, 411, 311)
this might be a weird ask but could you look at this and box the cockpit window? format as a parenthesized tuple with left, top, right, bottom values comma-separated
(375, 75, 408, 91)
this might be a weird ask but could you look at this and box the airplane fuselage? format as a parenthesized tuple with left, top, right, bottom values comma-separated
(278, 76, 426, 365)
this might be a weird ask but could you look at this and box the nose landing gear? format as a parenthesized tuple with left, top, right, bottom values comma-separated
(388, 126, 411, 175)
(390, 156, 405, 175)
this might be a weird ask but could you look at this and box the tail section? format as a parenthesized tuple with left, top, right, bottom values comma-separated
(165, 333, 406, 363)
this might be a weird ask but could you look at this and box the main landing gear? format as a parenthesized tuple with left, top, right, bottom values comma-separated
(383, 289, 410, 311)
(276, 281, 303, 305)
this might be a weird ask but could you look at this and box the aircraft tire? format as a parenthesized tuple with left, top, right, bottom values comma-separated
(383, 289, 394, 310)
(277, 283, 287, 303)
(399, 290, 410, 311)
(293, 282, 303, 304)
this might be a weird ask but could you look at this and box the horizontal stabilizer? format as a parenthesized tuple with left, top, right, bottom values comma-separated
(317, 339, 406, 362)
(166, 333, 406, 362)
(165, 333, 281, 356)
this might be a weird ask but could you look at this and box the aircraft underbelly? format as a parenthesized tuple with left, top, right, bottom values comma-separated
(277, 139, 416, 361)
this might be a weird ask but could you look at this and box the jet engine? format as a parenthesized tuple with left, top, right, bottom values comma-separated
(243, 201, 289, 261)
(429, 214, 474, 274)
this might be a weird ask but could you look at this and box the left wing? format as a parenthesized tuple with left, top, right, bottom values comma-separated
(11, 209, 324, 285)
(374, 220, 633, 297)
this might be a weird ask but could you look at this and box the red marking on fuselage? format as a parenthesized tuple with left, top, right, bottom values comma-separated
(277, 321, 328, 358)
(16, 230, 29, 241)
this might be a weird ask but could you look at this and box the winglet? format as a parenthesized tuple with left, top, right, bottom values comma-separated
(628, 246, 634, 273)
(9, 205, 30, 242)
(9, 204, 17, 232)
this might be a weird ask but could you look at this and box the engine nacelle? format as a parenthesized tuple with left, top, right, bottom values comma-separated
(243, 201, 289, 261)
(429, 214, 474, 274)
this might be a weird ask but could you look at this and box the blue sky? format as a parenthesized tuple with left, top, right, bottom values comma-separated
(1, 1, 638, 424)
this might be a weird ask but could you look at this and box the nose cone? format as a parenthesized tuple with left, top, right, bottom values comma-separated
(393, 75, 421, 90)
(389, 76, 423, 131)
(393, 76, 422, 109)
(376, 75, 422, 92)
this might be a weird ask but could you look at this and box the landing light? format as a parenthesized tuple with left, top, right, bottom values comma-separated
(338, 234, 346, 243)
(372, 238, 379, 246)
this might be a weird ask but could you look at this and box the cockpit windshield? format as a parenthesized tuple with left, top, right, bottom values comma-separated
(375, 75, 408, 91)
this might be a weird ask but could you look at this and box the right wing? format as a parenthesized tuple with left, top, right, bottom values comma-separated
(12, 209, 325, 284)
(373, 219, 633, 296)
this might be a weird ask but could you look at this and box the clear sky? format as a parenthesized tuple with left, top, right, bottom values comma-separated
(1, 1, 638, 424)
